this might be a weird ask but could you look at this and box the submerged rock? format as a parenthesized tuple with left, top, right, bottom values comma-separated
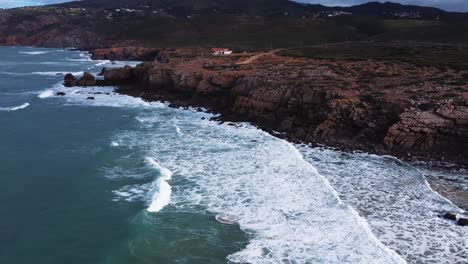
(55, 92, 66, 96)
(443, 213, 457, 221)
(86, 96, 95, 100)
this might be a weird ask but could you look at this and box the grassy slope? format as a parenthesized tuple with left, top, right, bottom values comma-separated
(279, 41, 468, 70)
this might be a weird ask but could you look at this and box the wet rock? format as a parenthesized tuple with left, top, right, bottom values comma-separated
(77, 72, 96, 87)
(458, 218, 468, 226)
(97, 67, 106, 76)
(63, 73, 77, 87)
(443, 213, 457, 221)
(55, 92, 66, 96)
(86, 96, 95, 100)
(103, 66, 133, 84)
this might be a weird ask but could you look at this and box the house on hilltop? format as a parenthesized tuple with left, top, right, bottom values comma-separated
(211, 48, 232, 56)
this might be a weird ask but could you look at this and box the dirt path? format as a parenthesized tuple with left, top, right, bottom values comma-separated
(236, 49, 282, 65)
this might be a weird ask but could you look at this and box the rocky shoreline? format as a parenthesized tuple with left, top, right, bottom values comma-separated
(64, 49, 468, 167)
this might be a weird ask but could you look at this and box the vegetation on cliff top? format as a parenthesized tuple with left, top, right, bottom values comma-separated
(279, 42, 468, 70)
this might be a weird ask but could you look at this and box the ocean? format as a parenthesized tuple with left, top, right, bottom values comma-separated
(0, 46, 467, 264)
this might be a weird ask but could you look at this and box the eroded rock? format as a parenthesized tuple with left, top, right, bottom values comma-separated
(77, 72, 96, 87)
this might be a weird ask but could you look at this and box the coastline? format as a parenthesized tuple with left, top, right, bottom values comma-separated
(2, 46, 467, 264)
(9, 44, 462, 210)
(73, 48, 468, 167)
(55, 46, 468, 211)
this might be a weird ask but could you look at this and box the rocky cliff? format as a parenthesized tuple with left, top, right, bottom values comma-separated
(66, 52, 468, 165)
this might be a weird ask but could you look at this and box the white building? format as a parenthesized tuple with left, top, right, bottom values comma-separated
(211, 48, 233, 56)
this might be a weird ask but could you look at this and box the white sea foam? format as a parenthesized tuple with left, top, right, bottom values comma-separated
(145, 157, 173, 180)
(147, 178, 172, 212)
(19, 50, 60, 55)
(298, 146, 468, 264)
(110, 141, 119, 147)
(38, 90, 55, 98)
(95, 60, 111, 66)
(113, 183, 153, 202)
(63, 52, 92, 62)
(110, 112, 405, 263)
(0, 102, 30, 111)
(0, 71, 83, 76)
(66, 57, 92, 62)
(145, 157, 173, 213)
(175, 125, 183, 135)
(32, 71, 83, 76)
(86, 91, 466, 263)
(46, 85, 165, 109)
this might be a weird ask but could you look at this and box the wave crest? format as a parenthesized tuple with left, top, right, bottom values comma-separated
(0, 102, 30, 111)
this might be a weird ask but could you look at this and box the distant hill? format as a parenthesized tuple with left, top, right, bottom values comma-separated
(0, 0, 467, 50)
(56, 0, 313, 16)
(344, 2, 445, 15)
(55, 0, 461, 19)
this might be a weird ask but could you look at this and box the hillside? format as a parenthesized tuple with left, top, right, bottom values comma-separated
(0, 1, 467, 51)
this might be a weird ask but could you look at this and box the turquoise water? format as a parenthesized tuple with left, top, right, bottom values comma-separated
(0, 47, 246, 263)
(0, 47, 467, 264)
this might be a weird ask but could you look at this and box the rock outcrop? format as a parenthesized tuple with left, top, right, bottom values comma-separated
(459, 218, 468, 226)
(64, 73, 77, 87)
(64, 52, 468, 165)
(77, 72, 96, 86)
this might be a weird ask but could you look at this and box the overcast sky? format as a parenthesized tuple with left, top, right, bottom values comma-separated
(1, 0, 467, 12)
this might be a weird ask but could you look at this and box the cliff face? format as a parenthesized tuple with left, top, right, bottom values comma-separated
(70, 52, 468, 165)
(0, 9, 101, 49)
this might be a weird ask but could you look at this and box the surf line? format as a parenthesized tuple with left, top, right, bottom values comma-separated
(145, 157, 173, 212)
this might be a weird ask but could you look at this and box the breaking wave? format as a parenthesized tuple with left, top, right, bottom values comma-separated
(298, 146, 468, 263)
(145, 157, 173, 213)
(0, 102, 30, 111)
(38, 90, 55, 98)
(19, 50, 61, 55)
(32, 71, 83, 76)
(108, 110, 405, 263)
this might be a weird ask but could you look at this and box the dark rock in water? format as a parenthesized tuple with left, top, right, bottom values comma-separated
(63, 73, 77, 87)
(55, 73, 63, 76)
(443, 213, 457, 221)
(458, 218, 468, 226)
(87, 96, 95, 100)
(77, 72, 96, 87)
(97, 67, 106, 76)
(55, 92, 66, 96)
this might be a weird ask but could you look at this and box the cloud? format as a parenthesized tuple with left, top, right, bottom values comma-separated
(294, 0, 468, 12)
